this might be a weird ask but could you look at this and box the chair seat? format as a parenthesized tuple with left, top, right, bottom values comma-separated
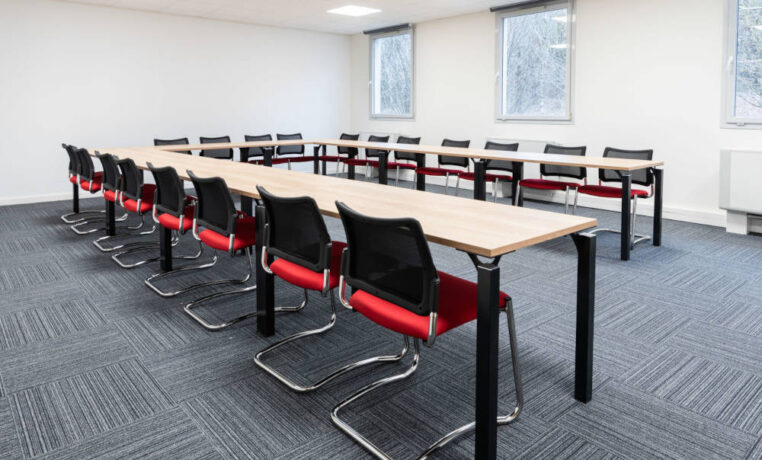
(122, 184, 156, 214)
(318, 155, 347, 162)
(520, 178, 581, 191)
(578, 185, 650, 199)
(387, 162, 417, 170)
(103, 190, 118, 203)
(157, 205, 195, 232)
(349, 271, 511, 341)
(415, 167, 463, 177)
(199, 216, 256, 252)
(80, 172, 103, 192)
(69, 175, 78, 184)
(270, 242, 346, 292)
(458, 172, 513, 182)
(343, 158, 368, 167)
(278, 156, 313, 163)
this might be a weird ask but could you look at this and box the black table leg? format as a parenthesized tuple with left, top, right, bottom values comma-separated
(240, 196, 253, 216)
(474, 160, 487, 201)
(347, 152, 356, 181)
(264, 148, 273, 167)
(620, 174, 632, 261)
(572, 233, 595, 402)
(511, 162, 524, 206)
(473, 257, 501, 460)
(106, 200, 116, 236)
(160, 226, 173, 272)
(378, 152, 388, 185)
(255, 203, 275, 336)
(416, 153, 426, 191)
(653, 169, 663, 246)
(313, 146, 321, 175)
(73, 183, 79, 213)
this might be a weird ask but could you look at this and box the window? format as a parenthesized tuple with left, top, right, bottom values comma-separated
(496, 0, 573, 122)
(725, 0, 762, 126)
(370, 28, 413, 118)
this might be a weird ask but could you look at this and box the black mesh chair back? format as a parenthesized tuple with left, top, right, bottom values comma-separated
(365, 135, 390, 160)
(483, 141, 519, 172)
(148, 163, 186, 217)
(276, 133, 305, 156)
(541, 144, 587, 180)
(394, 136, 421, 163)
(64, 144, 79, 177)
(439, 139, 470, 168)
(199, 136, 233, 160)
(336, 201, 438, 316)
(338, 133, 360, 157)
(117, 158, 144, 202)
(241, 134, 272, 162)
(188, 171, 237, 236)
(257, 186, 331, 273)
(75, 148, 96, 180)
(154, 138, 191, 155)
(601, 147, 654, 186)
(95, 152, 120, 192)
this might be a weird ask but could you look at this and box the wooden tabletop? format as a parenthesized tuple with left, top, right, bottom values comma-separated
(158, 138, 663, 171)
(92, 146, 597, 257)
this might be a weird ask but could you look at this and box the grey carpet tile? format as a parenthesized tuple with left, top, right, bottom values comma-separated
(657, 266, 748, 299)
(624, 348, 762, 435)
(0, 397, 23, 460)
(749, 438, 762, 460)
(612, 281, 724, 320)
(559, 381, 758, 460)
(516, 427, 622, 460)
(665, 321, 762, 375)
(0, 326, 136, 394)
(9, 359, 173, 458)
(595, 297, 689, 344)
(0, 237, 40, 256)
(35, 407, 221, 460)
(0, 299, 107, 351)
(115, 308, 218, 356)
(0, 261, 70, 293)
(707, 300, 762, 337)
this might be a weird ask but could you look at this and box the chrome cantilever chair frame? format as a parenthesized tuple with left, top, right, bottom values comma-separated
(586, 183, 654, 249)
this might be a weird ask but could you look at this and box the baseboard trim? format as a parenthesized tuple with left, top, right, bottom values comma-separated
(0, 192, 73, 206)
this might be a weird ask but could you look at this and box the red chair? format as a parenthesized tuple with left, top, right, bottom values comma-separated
(61, 144, 107, 224)
(240, 134, 279, 166)
(343, 134, 389, 178)
(518, 144, 588, 214)
(69, 147, 107, 235)
(385, 135, 421, 186)
(457, 141, 518, 201)
(275, 133, 312, 169)
(415, 138, 470, 194)
(318, 133, 360, 175)
(330, 202, 523, 459)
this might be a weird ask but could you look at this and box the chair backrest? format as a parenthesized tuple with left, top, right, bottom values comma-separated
(188, 171, 237, 236)
(541, 144, 587, 180)
(483, 141, 519, 172)
(148, 162, 186, 217)
(276, 133, 304, 156)
(336, 201, 439, 316)
(257, 186, 331, 273)
(600, 147, 654, 186)
(394, 136, 421, 163)
(364, 134, 390, 159)
(438, 139, 470, 169)
(241, 134, 272, 162)
(117, 158, 144, 202)
(199, 136, 233, 159)
(63, 144, 79, 176)
(338, 133, 360, 156)
(75, 148, 97, 181)
(154, 138, 191, 155)
(95, 151, 120, 192)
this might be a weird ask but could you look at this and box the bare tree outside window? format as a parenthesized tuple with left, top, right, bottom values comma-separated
(371, 30, 413, 118)
(733, 0, 762, 119)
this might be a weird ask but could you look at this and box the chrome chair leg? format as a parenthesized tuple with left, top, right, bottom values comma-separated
(455, 176, 460, 196)
(573, 188, 579, 215)
(71, 219, 106, 235)
(493, 178, 499, 203)
(255, 293, 408, 393)
(111, 229, 180, 269)
(331, 336, 419, 460)
(93, 218, 156, 252)
(395, 166, 400, 186)
(61, 209, 105, 224)
(444, 173, 450, 195)
(587, 196, 651, 249)
(564, 186, 571, 214)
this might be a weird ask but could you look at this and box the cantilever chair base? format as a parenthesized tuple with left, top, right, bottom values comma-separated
(61, 209, 107, 224)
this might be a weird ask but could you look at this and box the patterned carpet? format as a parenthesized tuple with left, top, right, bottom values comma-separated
(0, 180, 761, 459)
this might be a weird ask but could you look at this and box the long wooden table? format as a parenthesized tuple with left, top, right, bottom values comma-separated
(160, 139, 664, 261)
(92, 145, 597, 460)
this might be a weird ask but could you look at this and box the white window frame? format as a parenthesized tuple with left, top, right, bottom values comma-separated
(495, 0, 575, 123)
(723, 0, 762, 128)
(369, 27, 415, 120)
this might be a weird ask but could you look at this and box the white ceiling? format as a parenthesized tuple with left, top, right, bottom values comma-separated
(59, 0, 513, 35)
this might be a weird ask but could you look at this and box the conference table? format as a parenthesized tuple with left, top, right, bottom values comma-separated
(161, 139, 664, 261)
(91, 144, 597, 460)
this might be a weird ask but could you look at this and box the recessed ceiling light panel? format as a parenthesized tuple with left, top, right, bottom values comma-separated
(327, 5, 381, 17)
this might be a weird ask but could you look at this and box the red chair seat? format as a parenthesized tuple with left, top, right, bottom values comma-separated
(318, 155, 346, 162)
(80, 172, 103, 192)
(578, 185, 649, 199)
(69, 175, 78, 184)
(250, 158, 291, 165)
(366, 160, 380, 168)
(387, 162, 417, 170)
(458, 172, 513, 182)
(279, 156, 313, 163)
(349, 271, 511, 341)
(520, 178, 581, 191)
(199, 216, 256, 252)
(415, 167, 463, 177)
(343, 158, 368, 167)
(270, 242, 346, 292)
(103, 190, 118, 202)
(157, 205, 195, 232)
(122, 184, 156, 214)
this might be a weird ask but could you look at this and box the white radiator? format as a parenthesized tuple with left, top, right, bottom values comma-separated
(719, 149, 762, 234)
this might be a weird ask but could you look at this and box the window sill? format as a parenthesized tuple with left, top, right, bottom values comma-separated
(721, 122, 762, 130)
(495, 118, 574, 125)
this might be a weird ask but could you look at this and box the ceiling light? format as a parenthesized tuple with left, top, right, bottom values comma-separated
(327, 5, 381, 17)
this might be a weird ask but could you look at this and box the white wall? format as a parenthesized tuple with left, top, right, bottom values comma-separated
(349, 0, 762, 226)
(0, 0, 350, 204)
